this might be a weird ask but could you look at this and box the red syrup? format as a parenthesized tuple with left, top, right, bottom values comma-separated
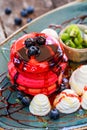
(8, 32, 68, 96)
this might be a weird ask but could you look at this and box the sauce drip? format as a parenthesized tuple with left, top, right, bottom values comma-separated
(49, 15, 87, 30)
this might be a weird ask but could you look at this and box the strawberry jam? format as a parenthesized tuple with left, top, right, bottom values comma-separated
(8, 32, 68, 95)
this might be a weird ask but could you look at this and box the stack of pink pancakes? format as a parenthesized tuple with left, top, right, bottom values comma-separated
(8, 32, 68, 95)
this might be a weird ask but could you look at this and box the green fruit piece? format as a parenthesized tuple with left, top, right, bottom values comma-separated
(74, 35, 83, 46)
(78, 33, 83, 44)
(74, 38, 79, 46)
(70, 28, 79, 37)
(65, 24, 80, 34)
(77, 45, 83, 49)
(65, 40, 76, 48)
(61, 33, 70, 41)
(82, 42, 87, 48)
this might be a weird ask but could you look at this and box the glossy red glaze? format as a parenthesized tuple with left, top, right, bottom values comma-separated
(8, 32, 68, 95)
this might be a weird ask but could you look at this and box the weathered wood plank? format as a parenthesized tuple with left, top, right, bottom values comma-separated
(51, 0, 75, 8)
(0, 18, 6, 43)
(0, 0, 53, 39)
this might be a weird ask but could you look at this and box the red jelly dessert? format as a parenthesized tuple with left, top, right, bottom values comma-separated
(8, 32, 68, 95)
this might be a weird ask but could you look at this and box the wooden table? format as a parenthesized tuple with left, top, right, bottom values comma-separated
(0, 0, 74, 43)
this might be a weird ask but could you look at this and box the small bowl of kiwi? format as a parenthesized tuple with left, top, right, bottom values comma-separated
(59, 24, 87, 62)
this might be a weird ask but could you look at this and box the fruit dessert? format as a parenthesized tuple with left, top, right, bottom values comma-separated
(8, 30, 68, 96)
(29, 94, 51, 116)
(53, 89, 80, 114)
(69, 65, 87, 96)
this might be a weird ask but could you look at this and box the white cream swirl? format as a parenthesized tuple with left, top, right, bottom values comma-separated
(81, 91, 87, 110)
(69, 65, 87, 95)
(29, 94, 51, 116)
(53, 89, 80, 114)
(41, 28, 58, 40)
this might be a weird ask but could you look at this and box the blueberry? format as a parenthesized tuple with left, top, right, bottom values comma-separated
(78, 109, 85, 116)
(20, 9, 28, 17)
(14, 17, 22, 25)
(62, 78, 68, 84)
(49, 108, 60, 120)
(17, 91, 23, 100)
(62, 78, 69, 88)
(26, 6, 34, 14)
(5, 7, 12, 15)
(28, 46, 40, 57)
(27, 18, 32, 23)
(59, 83, 67, 92)
(24, 38, 35, 48)
(13, 58, 21, 67)
(22, 96, 31, 106)
(36, 36, 46, 45)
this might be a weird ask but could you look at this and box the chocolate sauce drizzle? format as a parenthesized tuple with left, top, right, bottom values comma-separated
(49, 15, 87, 31)
(0, 14, 87, 129)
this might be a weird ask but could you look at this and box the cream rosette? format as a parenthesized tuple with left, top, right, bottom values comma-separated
(81, 91, 87, 110)
(41, 28, 58, 40)
(53, 89, 80, 114)
(29, 94, 51, 116)
(69, 65, 87, 95)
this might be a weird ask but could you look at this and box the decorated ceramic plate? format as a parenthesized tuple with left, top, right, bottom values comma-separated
(1, 1, 87, 130)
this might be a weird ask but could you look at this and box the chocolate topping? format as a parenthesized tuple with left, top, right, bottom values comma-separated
(18, 44, 58, 62)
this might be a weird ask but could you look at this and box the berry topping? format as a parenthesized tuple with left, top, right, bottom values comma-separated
(59, 83, 67, 92)
(62, 77, 68, 84)
(62, 77, 69, 88)
(5, 7, 12, 15)
(17, 91, 24, 100)
(28, 46, 40, 57)
(13, 58, 21, 67)
(14, 17, 22, 25)
(26, 6, 34, 14)
(49, 108, 60, 120)
(78, 109, 85, 116)
(24, 38, 35, 48)
(20, 9, 28, 17)
(36, 36, 46, 45)
(22, 96, 31, 106)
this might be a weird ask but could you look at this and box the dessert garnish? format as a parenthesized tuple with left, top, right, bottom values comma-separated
(41, 28, 58, 40)
(60, 24, 87, 49)
(49, 108, 60, 120)
(69, 65, 87, 95)
(53, 89, 80, 114)
(29, 94, 51, 116)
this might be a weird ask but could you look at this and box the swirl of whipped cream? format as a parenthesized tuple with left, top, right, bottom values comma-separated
(29, 94, 51, 116)
(81, 91, 87, 110)
(41, 28, 58, 40)
(53, 89, 80, 114)
(69, 65, 87, 95)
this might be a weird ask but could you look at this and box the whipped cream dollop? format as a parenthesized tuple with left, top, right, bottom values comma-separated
(29, 94, 51, 116)
(41, 28, 58, 40)
(53, 89, 80, 114)
(81, 91, 87, 110)
(69, 65, 87, 95)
